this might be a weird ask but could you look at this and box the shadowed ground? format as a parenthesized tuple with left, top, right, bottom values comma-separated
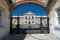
(1, 34, 26, 40)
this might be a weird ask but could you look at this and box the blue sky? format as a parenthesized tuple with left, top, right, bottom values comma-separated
(12, 3, 48, 16)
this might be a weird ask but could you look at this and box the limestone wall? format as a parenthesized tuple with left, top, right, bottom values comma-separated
(0, 0, 10, 39)
(48, 0, 60, 40)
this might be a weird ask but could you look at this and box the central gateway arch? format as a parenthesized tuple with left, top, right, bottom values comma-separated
(10, 1, 49, 34)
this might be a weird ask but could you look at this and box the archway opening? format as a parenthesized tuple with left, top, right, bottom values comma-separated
(10, 3, 49, 34)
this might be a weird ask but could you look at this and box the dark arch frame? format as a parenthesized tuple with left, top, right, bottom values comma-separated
(9, 1, 49, 17)
(10, 1, 49, 34)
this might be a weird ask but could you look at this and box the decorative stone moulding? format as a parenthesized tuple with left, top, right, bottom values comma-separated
(11, 0, 48, 7)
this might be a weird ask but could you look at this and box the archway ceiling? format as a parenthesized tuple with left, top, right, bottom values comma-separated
(7, 0, 57, 7)
(11, 0, 49, 6)
(5, 0, 57, 14)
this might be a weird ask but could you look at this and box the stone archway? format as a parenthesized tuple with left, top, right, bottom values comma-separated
(10, 1, 49, 34)
(0, 0, 10, 39)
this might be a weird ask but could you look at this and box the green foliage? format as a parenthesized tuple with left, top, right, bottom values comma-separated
(12, 24, 24, 28)
(12, 24, 17, 28)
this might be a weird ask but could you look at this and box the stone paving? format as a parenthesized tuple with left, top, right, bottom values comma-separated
(1, 34, 49, 40)
(1, 25, 60, 40)
(1, 33, 60, 40)
(1, 34, 26, 40)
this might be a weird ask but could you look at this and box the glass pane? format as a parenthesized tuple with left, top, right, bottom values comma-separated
(58, 12, 60, 16)
(42, 17, 48, 27)
(19, 17, 24, 28)
(58, 17, 60, 24)
(57, 8, 60, 16)
(12, 17, 17, 29)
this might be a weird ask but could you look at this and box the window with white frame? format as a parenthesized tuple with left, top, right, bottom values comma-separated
(0, 9, 2, 24)
(57, 8, 60, 24)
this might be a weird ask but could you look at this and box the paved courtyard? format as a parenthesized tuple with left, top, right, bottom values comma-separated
(1, 31, 60, 40)
(1, 34, 49, 40)
(1, 34, 26, 40)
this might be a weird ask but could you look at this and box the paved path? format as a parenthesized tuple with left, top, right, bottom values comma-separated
(1, 34, 49, 40)
(1, 34, 26, 40)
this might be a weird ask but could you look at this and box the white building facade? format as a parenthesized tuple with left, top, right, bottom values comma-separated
(12, 12, 47, 28)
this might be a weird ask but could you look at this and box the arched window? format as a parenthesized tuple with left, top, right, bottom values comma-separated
(0, 9, 2, 25)
(57, 8, 60, 24)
